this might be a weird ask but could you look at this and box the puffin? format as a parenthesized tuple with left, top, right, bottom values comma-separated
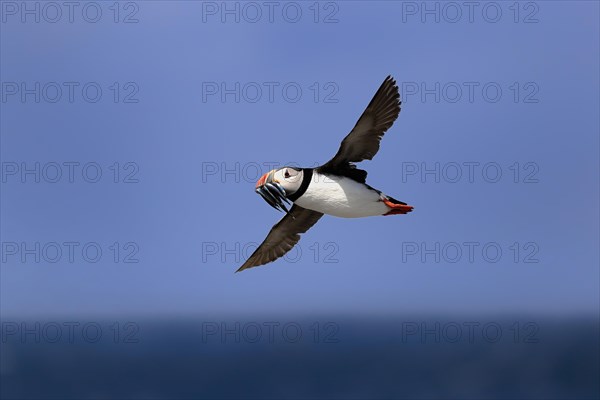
(237, 76, 413, 272)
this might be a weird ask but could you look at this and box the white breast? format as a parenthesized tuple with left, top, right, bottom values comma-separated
(294, 172, 388, 218)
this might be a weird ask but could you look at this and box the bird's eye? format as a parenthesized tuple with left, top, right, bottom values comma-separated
(284, 170, 290, 178)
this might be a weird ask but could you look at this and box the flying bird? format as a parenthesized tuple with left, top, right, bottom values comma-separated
(237, 76, 413, 272)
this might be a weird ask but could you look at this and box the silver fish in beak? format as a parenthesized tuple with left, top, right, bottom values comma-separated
(255, 170, 291, 214)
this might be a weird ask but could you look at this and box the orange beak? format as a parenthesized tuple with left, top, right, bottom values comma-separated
(255, 169, 274, 189)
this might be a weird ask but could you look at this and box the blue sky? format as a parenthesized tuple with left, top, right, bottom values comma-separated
(1, 1, 598, 318)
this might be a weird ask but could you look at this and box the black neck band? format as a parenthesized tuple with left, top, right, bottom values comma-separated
(287, 168, 313, 202)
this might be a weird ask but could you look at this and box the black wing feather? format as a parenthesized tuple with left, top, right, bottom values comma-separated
(236, 205, 323, 272)
(318, 75, 401, 182)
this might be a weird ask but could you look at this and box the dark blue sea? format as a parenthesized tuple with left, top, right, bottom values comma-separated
(1, 317, 598, 399)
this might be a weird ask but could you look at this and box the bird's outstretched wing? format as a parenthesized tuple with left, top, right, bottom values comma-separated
(318, 75, 401, 183)
(237, 205, 323, 272)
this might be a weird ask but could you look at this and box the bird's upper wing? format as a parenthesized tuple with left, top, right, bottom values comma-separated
(237, 205, 323, 272)
(318, 76, 401, 182)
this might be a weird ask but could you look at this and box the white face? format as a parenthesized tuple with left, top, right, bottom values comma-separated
(272, 167, 303, 195)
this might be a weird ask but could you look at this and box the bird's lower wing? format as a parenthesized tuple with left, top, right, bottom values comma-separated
(236, 205, 323, 272)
